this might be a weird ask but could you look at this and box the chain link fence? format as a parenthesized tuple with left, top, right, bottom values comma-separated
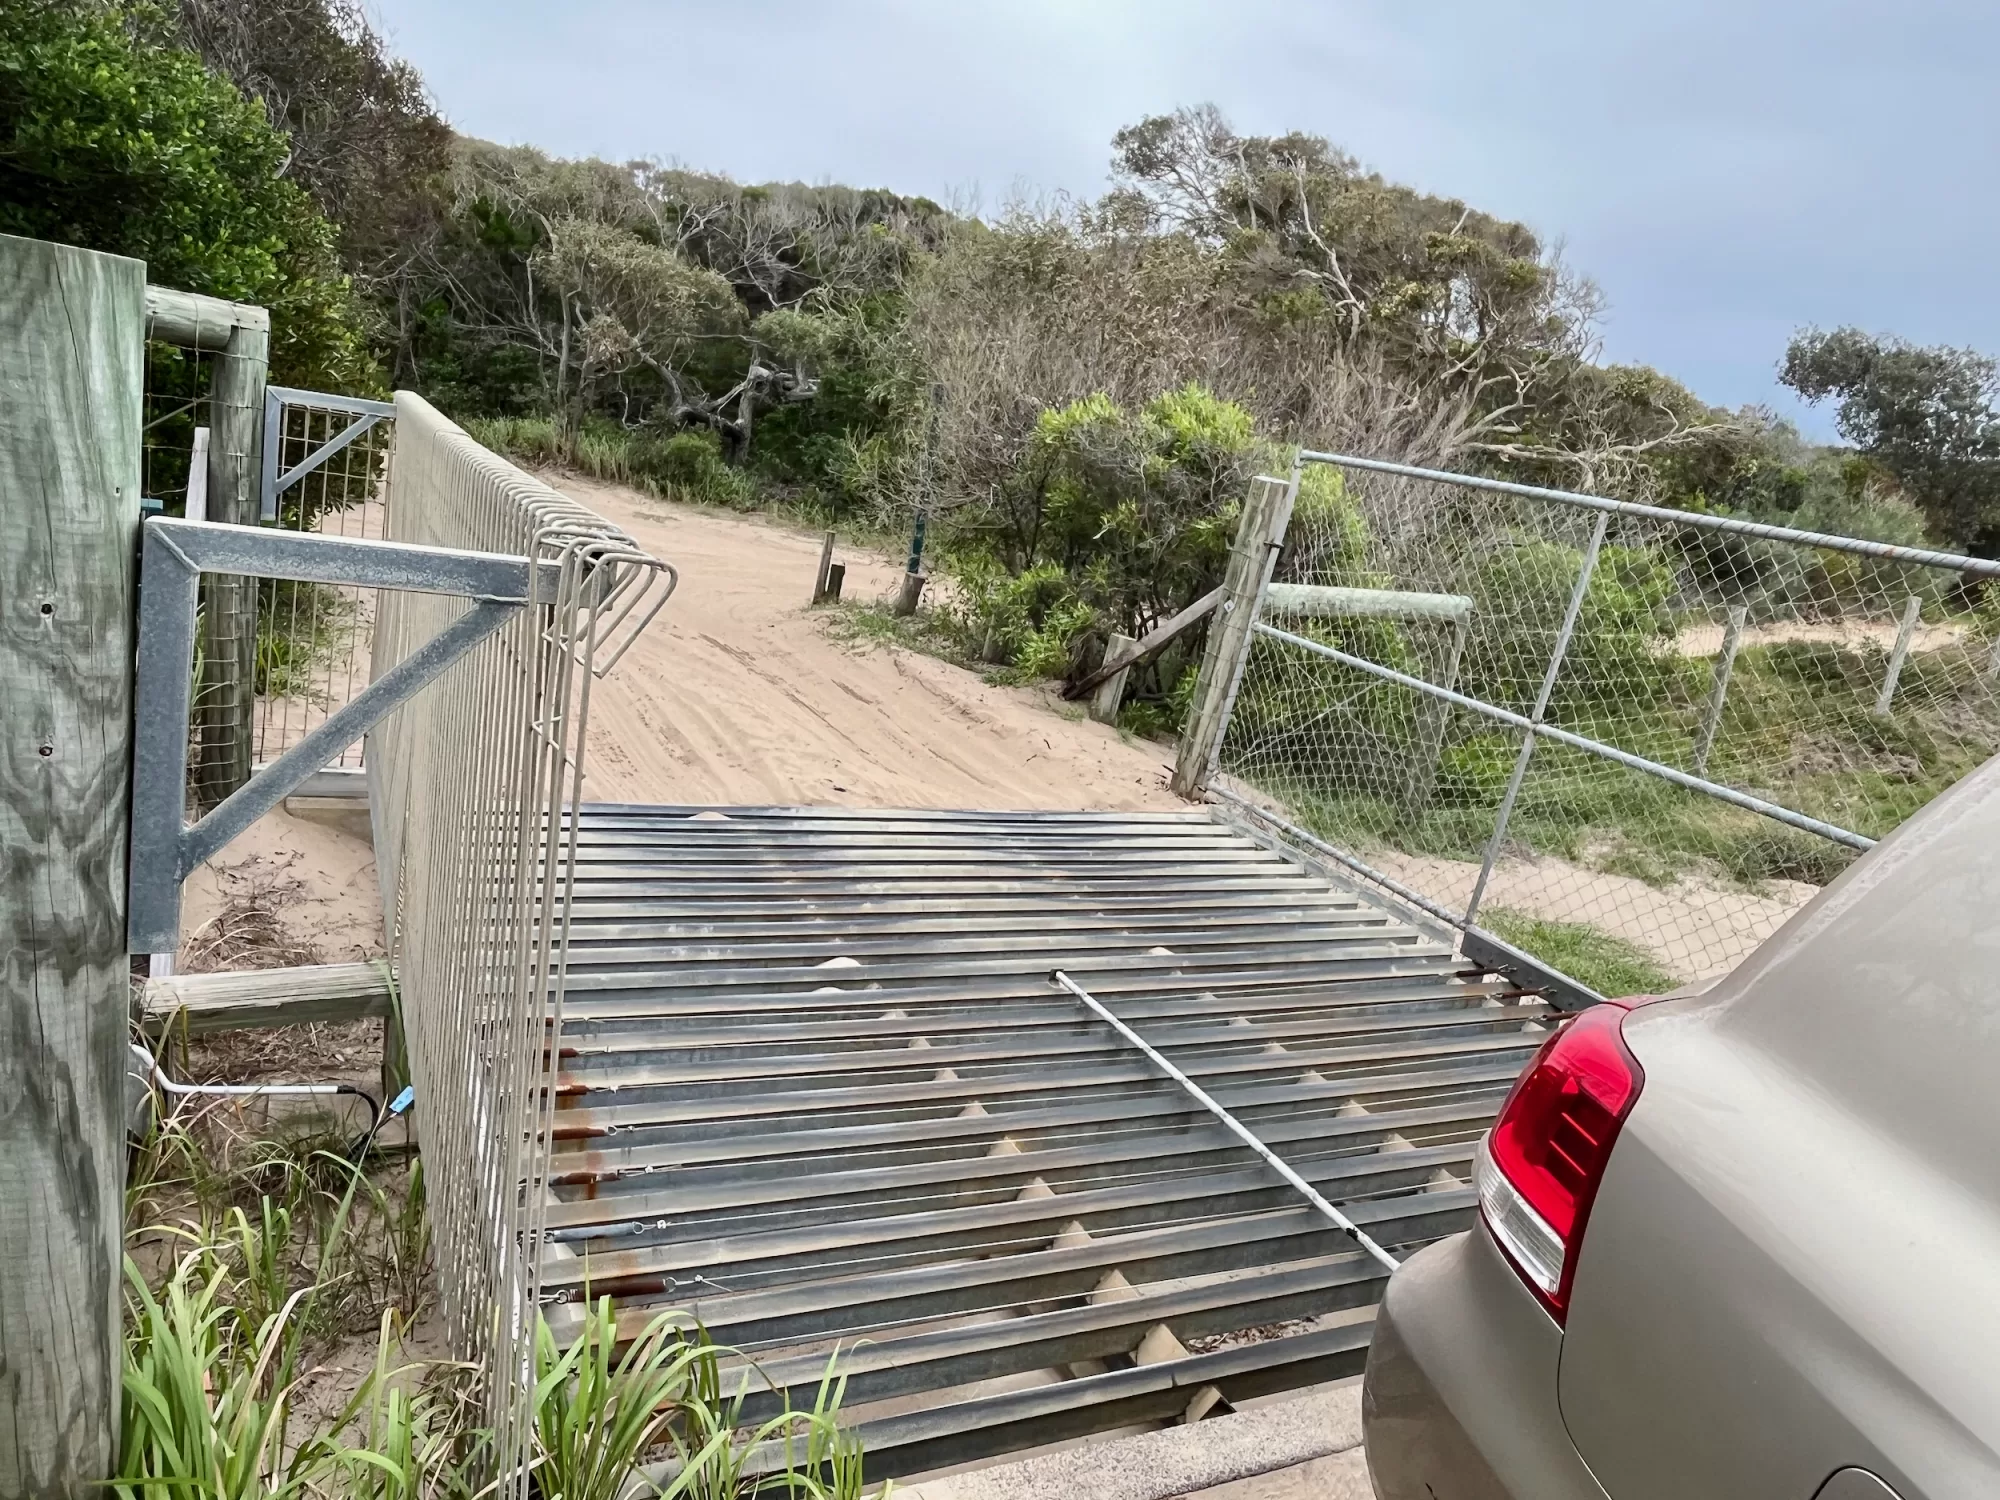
(1212, 455, 2000, 994)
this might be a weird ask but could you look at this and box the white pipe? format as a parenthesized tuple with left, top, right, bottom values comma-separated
(130, 1041, 346, 1100)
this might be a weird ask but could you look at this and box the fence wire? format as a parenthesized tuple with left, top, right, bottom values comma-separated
(369, 393, 671, 1494)
(142, 336, 251, 808)
(1216, 456, 2000, 991)
(256, 398, 397, 768)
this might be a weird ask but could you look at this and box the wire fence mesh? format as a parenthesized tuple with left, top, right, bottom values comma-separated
(369, 392, 672, 1494)
(255, 395, 397, 769)
(141, 335, 253, 808)
(1215, 456, 2000, 993)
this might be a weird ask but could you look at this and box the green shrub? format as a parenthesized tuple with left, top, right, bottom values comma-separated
(629, 426, 758, 508)
(947, 383, 1266, 669)
(1459, 537, 1678, 718)
(1435, 734, 1518, 807)
(0, 0, 376, 393)
(462, 415, 565, 466)
(942, 559, 1098, 678)
(462, 417, 761, 507)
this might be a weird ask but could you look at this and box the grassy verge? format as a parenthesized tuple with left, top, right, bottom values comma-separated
(1233, 635, 1998, 897)
(1480, 909, 1679, 998)
(123, 1088, 874, 1498)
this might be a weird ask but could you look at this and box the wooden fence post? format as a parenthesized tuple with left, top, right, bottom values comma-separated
(1090, 633, 1136, 724)
(195, 317, 268, 806)
(1171, 474, 1297, 799)
(810, 530, 837, 605)
(0, 233, 144, 1497)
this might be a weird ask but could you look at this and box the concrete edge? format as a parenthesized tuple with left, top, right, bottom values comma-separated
(891, 1380, 1363, 1500)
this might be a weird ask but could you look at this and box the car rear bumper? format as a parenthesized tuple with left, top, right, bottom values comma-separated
(1363, 1228, 1610, 1500)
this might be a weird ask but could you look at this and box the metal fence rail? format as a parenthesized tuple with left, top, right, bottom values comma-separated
(367, 393, 671, 1492)
(1209, 454, 2000, 991)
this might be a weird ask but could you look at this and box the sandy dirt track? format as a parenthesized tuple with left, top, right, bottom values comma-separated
(558, 476, 1184, 813)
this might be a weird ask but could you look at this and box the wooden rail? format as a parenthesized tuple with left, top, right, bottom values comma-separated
(1061, 586, 1225, 702)
(142, 962, 395, 1033)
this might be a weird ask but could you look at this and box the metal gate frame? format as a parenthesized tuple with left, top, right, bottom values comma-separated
(259, 384, 397, 521)
(125, 516, 560, 953)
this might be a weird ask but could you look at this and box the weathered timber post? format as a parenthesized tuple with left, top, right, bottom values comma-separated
(1171, 473, 1297, 799)
(0, 233, 144, 1497)
(144, 287, 269, 806)
(893, 512, 928, 617)
(1090, 632, 1136, 724)
(810, 530, 837, 605)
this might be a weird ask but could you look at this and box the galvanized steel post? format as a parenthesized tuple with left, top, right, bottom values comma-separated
(1692, 605, 1748, 778)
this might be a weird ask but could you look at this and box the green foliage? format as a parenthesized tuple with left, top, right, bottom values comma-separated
(0, 0, 376, 390)
(1480, 910, 1678, 998)
(942, 559, 1098, 680)
(254, 580, 360, 700)
(941, 383, 1265, 682)
(464, 416, 760, 508)
(1107, 105, 1570, 396)
(1435, 734, 1517, 807)
(630, 426, 759, 507)
(1459, 538, 1678, 717)
(1782, 326, 2000, 554)
(117, 1251, 316, 1500)
(460, 414, 565, 466)
(123, 1102, 870, 1500)
(534, 1300, 867, 1500)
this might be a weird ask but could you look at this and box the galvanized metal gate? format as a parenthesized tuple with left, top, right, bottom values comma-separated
(537, 803, 1552, 1479)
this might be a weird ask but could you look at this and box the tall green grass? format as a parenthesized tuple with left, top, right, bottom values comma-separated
(123, 1099, 876, 1499)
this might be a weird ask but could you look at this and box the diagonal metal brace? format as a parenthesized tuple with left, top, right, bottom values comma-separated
(127, 518, 557, 953)
(260, 385, 401, 520)
(272, 410, 382, 498)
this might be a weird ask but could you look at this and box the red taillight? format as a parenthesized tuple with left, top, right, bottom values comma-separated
(1477, 1003, 1645, 1323)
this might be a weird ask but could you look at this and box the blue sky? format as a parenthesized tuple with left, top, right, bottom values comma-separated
(372, 0, 1997, 437)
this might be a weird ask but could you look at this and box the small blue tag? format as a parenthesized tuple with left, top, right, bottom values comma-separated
(389, 1085, 416, 1115)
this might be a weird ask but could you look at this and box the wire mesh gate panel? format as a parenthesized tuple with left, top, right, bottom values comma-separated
(367, 394, 671, 1489)
(255, 388, 399, 768)
(1215, 455, 2000, 991)
(537, 804, 1550, 1479)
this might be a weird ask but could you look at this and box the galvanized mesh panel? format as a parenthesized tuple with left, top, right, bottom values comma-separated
(1217, 458, 2000, 990)
(368, 393, 671, 1490)
(255, 399, 397, 768)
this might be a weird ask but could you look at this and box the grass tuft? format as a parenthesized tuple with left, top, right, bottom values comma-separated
(1481, 908, 1678, 999)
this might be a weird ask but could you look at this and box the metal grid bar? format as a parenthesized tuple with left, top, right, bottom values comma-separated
(531, 803, 1549, 1479)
